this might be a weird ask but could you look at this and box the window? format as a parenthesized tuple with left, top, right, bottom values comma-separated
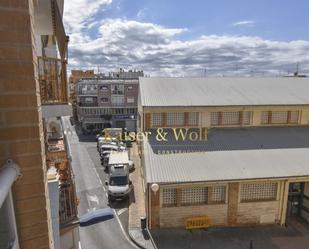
(167, 113, 184, 126)
(188, 112, 199, 126)
(152, 113, 162, 127)
(127, 85, 133, 91)
(212, 186, 226, 203)
(127, 97, 135, 104)
(181, 187, 208, 205)
(211, 112, 219, 126)
(85, 97, 93, 103)
(240, 182, 278, 202)
(111, 96, 124, 106)
(222, 112, 240, 125)
(162, 188, 176, 207)
(99, 85, 108, 91)
(261, 111, 300, 125)
(211, 111, 252, 126)
(111, 84, 124, 95)
(100, 98, 109, 103)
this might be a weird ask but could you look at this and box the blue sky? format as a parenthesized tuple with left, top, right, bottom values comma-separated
(64, 0, 309, 76)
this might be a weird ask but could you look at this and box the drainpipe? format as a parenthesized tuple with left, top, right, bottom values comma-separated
(0, 159, 21, 207)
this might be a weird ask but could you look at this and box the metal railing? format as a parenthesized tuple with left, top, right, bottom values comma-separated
(59, 181, 78, 226)
(38, 56, 68, 104)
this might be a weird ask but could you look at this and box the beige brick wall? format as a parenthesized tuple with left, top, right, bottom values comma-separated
(160, 204, 228, 228)
(237, 201, 280, 224)
(0, 1, 53, 249)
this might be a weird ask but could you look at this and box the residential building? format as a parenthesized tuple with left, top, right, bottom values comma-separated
(0, 1, 78, 249)
(138, 77, 309, 229)
(68, 70, 95, 120)
(76, 69, 144, 133)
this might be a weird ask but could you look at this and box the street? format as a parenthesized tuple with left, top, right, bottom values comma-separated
(62, 116, 137, 249)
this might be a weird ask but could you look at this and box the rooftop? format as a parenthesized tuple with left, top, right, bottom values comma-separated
(139, 77, 309, 107)
(143, 127, 309, 184)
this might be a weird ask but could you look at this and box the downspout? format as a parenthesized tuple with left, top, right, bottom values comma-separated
(0, 159, 21, 207)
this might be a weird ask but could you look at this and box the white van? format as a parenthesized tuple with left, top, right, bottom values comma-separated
(105, 164, 132, 201)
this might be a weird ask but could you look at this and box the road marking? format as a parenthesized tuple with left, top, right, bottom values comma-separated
(79, 241, 82, 249)
(86, 193, 99, 207)
(64, 130, 67, 135)
(117, 208, 127, 216)
(113, 209, 139, 249)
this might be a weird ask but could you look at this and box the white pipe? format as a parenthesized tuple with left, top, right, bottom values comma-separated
(0, 159, 21, 207)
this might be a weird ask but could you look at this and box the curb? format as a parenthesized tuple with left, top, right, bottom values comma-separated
(128, 229, 147, 249)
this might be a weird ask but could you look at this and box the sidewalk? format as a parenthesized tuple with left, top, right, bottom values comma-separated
(128, 143, 156, 249)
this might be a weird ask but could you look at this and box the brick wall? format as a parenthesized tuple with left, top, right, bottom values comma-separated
(0, 1, 53, 248)
(160, 204, 228, 228)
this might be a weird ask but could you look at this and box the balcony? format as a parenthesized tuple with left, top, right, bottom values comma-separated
(38, 56, 72, 118)
(59, 181, 78, 226)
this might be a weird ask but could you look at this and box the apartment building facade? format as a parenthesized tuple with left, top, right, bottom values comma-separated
(138, 77, 309, 229)
(0, 1, 78, 249)
(76, 69, 143, 133)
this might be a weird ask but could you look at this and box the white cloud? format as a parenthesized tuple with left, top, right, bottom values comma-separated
(232, 20, 255, 27)
(63, 3, 309, 76)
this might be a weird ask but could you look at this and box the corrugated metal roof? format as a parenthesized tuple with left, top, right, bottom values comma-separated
(143, 127, 309, 183)
(139, 77, 309, 107)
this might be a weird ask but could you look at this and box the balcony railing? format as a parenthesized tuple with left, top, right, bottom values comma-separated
(59, 181, 78, 226)
(38, 56, 68, 104)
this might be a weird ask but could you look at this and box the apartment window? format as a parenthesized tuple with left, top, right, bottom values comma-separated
(261, 111, 299, 125)
(240, 182, 278, 202)
(152, 113, 162, 127)
(111, 96, 124, 106)
(127, 97, 135, 104)
(111, 84, 124, 95)
(212, 186, 226, 203)
(100, 98, 109, 103)
(162, 188, 177, 207)
(167, 113, 184, 126)
(85, 97, 93, 103)
(188, 112, 199, 126)
(99, 85, 108, 91)
(181, 187, 208, 205)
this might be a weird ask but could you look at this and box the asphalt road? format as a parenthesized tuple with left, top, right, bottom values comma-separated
(62, 116, 137, 249)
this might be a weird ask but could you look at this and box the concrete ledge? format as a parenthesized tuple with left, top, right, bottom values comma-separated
(42, 103, 72, 118)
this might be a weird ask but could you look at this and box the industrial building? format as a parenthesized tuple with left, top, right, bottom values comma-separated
(138, 77, 309, 229)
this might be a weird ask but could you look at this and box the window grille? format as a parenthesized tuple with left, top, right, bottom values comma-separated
(152, 113, 162, 127)
(167, 113, 184, 126)
(290, 111, 299, 124)
(243, 111, 252, 125)
(211, 112, 219, 125)
(222, 112, 240, 125)
(212, 186, 226, 203)
(181, 187, 208, 205)
(162, 188, 176, 206)
(240, 182, 277, 202)
(272, 111, 288, 124)
(127, 97, 134, 103)
(111, 96, 124, 106)
(188, 112, 199, 126)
